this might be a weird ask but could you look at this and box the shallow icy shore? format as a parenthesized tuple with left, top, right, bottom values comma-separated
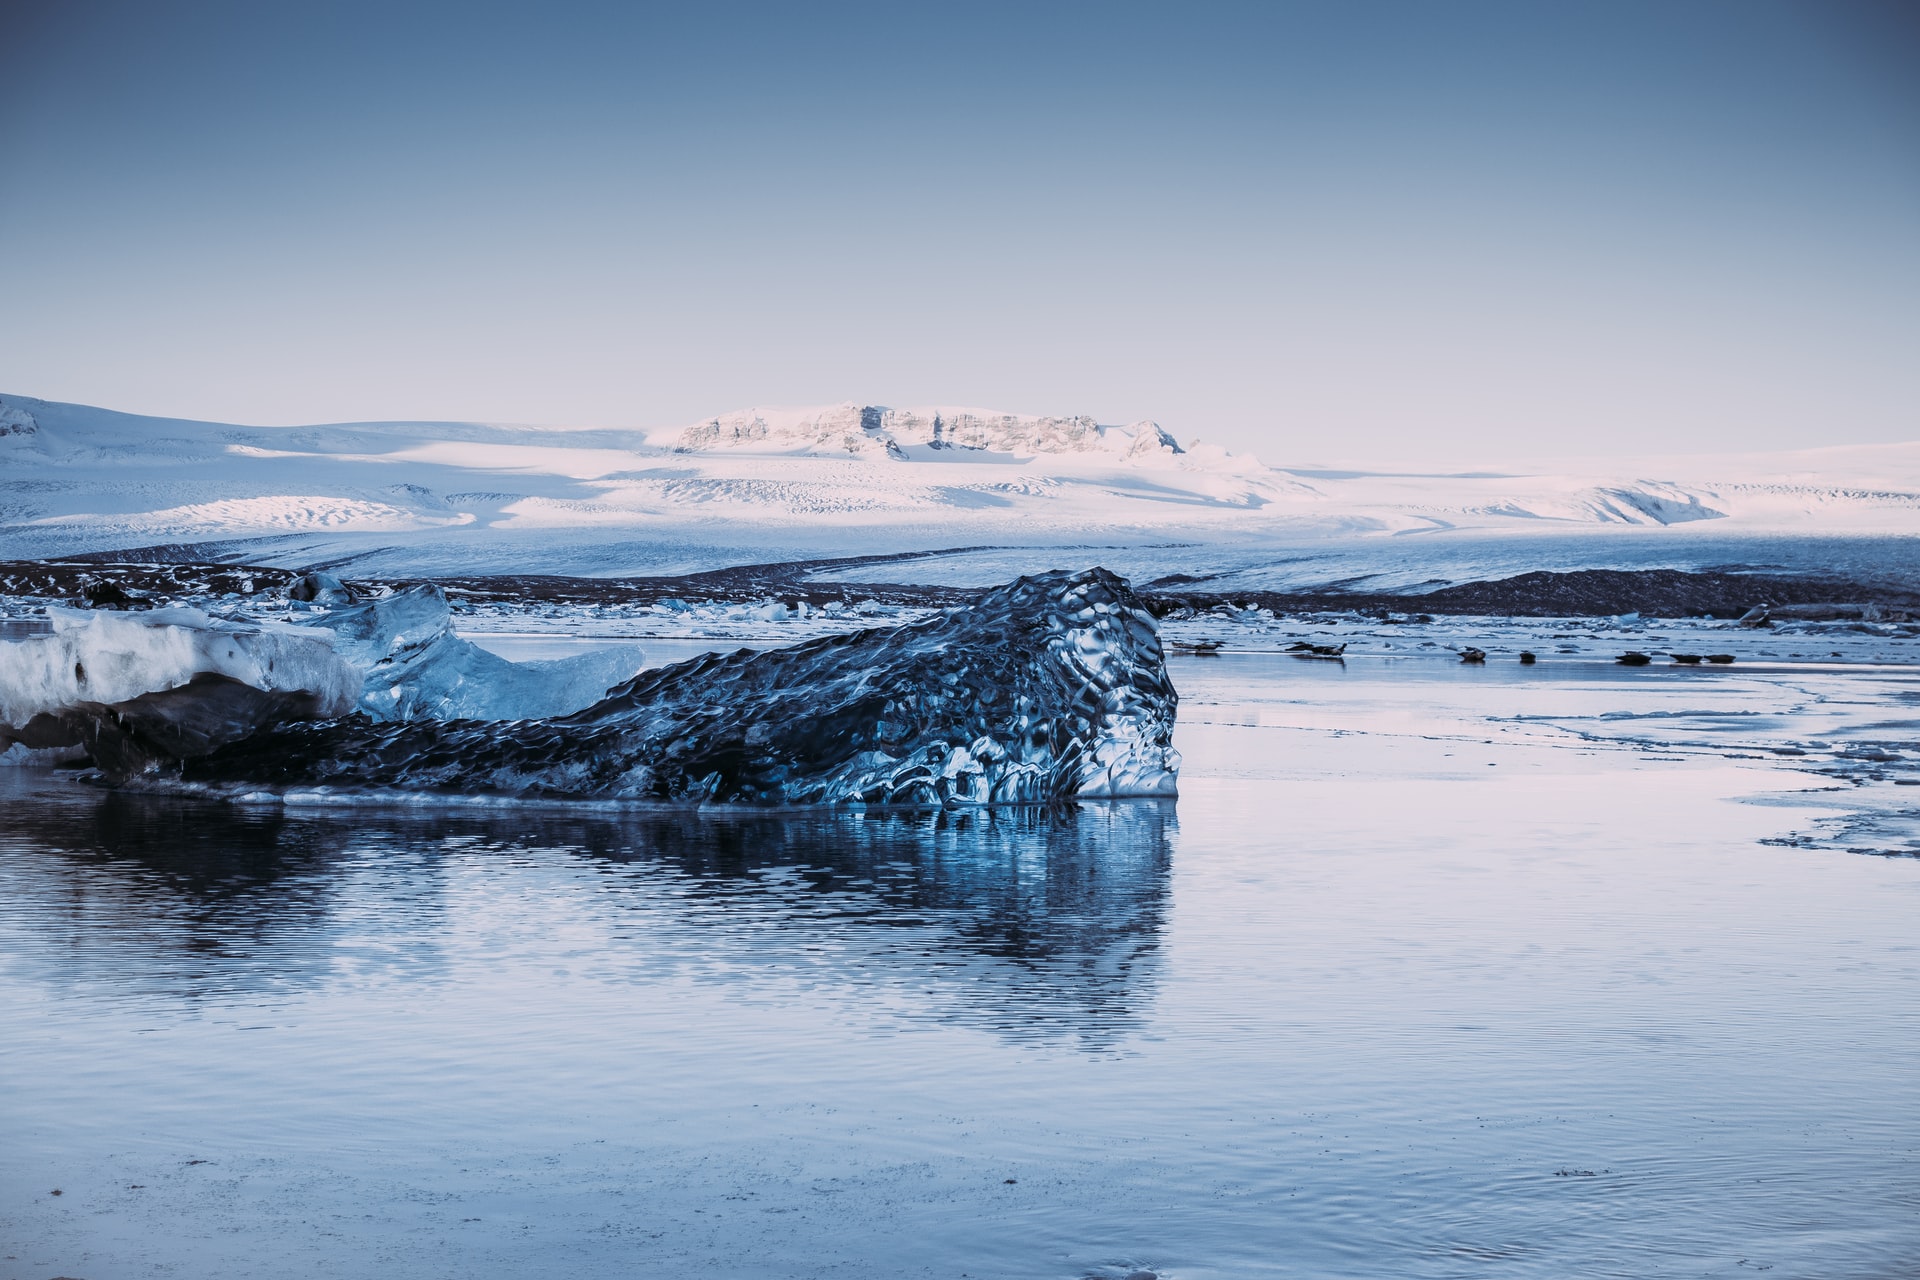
(7, 577, 1920, 665)
(5, 646, 1917, 1279)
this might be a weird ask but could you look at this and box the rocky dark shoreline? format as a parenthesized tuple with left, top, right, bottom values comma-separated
(1142, 567, 1920, 621)
(3, 553, 1917, 622)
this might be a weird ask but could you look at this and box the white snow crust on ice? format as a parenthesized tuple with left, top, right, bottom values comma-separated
(0, 588, 645, 758)
(0, 606, 361, 729)
(307, 585, 646, 722)
(7, 391, 1920, 575)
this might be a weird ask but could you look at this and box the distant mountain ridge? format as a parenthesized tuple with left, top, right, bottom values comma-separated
(669, 403, 1185, 462)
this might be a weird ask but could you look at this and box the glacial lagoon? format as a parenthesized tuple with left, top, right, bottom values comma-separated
(3, 653, 1917, 1278)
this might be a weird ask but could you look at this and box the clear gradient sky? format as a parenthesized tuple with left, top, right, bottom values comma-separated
(1, 1, 1915, 460)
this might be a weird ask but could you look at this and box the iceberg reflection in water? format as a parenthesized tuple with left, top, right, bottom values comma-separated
(6, 652, 1918, 1280)
(0, 780, 1172, 1046)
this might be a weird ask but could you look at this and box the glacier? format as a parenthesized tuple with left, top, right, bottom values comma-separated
(673, 403, 1186, 462)
(111, 568, 1181, 805)
(21, 389, 1920, 580)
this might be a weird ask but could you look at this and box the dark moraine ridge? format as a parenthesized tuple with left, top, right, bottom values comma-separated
(1144, 568, 1920, 620)
(4, 556, 1915, 620)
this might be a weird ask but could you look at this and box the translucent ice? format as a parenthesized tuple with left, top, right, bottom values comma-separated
(0, 607, 361, 764)
(153, 568, 1182, 805)
(0, 606, 360, 729)
(307, 585, 646, 722)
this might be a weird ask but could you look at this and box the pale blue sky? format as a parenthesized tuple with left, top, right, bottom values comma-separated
(1, 1, 1914, 459)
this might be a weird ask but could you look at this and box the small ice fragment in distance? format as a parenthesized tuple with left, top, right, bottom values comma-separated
(81, 578, 150, 610)
(288, 571, 354, 608)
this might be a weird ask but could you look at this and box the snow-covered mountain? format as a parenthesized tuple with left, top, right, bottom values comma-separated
(668, 403, 1185, 462)
(3, 391, 1919, 575)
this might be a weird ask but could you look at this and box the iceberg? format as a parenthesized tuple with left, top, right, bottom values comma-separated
(288, 570, 355, 607)
(305, 584, 647, 722)
(125, 567, 1182, 805)
(28, 672, 362, 778)
(0, 587, 646, 767)
(0, 606, 361, 763)
(0, 606, 361, 729)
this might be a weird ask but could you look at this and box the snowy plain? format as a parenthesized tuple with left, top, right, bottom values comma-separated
(8, 392, 1920, 584)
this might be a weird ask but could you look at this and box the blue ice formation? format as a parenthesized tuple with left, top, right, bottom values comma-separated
(166, 567, 1181, 805)
(0, 586, 644, 768)
(308, 584, 646, 722)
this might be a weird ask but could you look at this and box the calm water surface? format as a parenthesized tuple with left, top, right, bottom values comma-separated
(3, 656, 1918, 1279)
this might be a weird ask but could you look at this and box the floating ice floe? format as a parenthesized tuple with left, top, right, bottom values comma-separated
(108, 567, 1182, 805)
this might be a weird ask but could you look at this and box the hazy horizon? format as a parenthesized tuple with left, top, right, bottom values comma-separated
(3, 1, 1915, 460)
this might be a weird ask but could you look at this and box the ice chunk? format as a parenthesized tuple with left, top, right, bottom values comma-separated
(0, 588, 645, 766)
(140, 567, 1182, 805)
(288, 571, 357, 610)
(81, 579, 151, 610)
(0, 606, 360, 763)
(0, 606, 359, 729)
(305, 584, 645, 722)
(288, 571, 354, 607)
(60, 673, 356, 780)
